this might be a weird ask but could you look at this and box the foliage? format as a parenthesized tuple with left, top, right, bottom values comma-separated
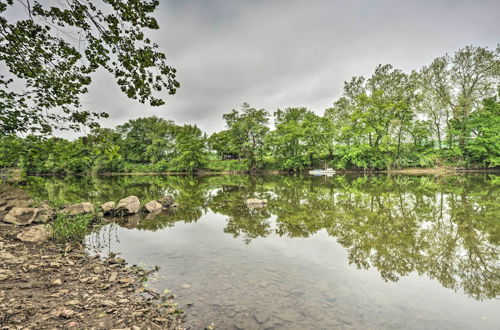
(49, 213, 99, 243)
(0, 0, 179, 134)
(169, 125, 207, 172)
(222, 103, 270, 169)
(1, 45, 498, 172)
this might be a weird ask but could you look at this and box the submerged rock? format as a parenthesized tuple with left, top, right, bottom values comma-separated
(16, 225, 50, 243)
(143, 200, 162, 213)
(3, 207, 39, 225)
(246, 198, 267, 206)
(115, 196, 140, 215)
(100, 201, 116, 215)
(60, 202, 94, 216)
(157, 196, 175, 208)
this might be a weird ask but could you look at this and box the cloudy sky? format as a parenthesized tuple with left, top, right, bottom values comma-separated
(79, 0, 499, 136)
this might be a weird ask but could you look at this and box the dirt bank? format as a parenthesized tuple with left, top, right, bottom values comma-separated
(0, 184, 185, 329)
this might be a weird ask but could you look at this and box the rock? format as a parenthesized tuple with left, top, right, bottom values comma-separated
(3, 207, 38, 225)
(33, 203, 54, 223)
(16, 225, 50, 243)
(181, 283, 191, 289)
(100, 201, 116, 215)
(157, 196, 175, 208)
(253, 310, 270, 324)
(143, 200, 162, 213)
(65, 299, 80, 306)
(115, 196, 140, 215)
(93, 265, 106, 274)
(246, 198, 267, 206)
(109, 272, 118, 282)
(101, 300, 116, 307)
(52, 279, 63, 286)
(60, 202, 94, 216)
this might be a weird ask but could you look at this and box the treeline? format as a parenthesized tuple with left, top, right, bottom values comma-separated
(1, 45, 499, 174)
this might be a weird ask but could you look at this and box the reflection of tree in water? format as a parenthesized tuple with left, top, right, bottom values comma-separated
(209, 177, 273, 244)
(26, 173, 499, 300)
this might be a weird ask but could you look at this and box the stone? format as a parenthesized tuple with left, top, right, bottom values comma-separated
(246, 198, 267, 206)
(143, 200, 162, 213)
(101, 300, 116, 307)
(93, 265, 106, 274)
(16, 225, 50, 243)
(52, 279, 62, 286)
(181, 283, 191, 289)
(108, 272, 118, 282)
(115, 196, 140, 215)
(3, 207, 38, 225)
(33, 203, 54, 223)
(253, 310, 270, 324)
(157, 196, 175, 208)
(60, 202, 94, 216)
(100, 201, 116, 215)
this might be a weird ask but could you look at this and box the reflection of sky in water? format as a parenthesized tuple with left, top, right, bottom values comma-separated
(88, 211, 500, 330)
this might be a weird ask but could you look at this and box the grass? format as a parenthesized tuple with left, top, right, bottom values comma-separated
(48, 213, 102, 243)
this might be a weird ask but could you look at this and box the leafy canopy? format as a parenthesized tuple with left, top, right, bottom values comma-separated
(0, 0, 179, 134)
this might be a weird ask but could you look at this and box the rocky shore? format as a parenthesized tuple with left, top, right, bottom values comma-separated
(0, 184, 185, 329)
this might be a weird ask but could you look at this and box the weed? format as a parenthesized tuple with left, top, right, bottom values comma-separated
(48, 213, 101, 243)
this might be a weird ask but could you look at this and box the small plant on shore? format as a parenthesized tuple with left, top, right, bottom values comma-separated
(48, 213, 102, 243)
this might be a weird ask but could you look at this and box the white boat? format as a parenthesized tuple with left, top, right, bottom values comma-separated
(309, 168, 336, 175)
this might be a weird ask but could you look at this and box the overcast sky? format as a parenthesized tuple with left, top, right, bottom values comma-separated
(77, 0, 499, 136)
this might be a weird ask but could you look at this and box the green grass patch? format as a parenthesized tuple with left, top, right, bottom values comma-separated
(48, 213, 101, 243)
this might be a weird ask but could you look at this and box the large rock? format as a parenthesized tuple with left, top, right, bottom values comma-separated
(115, 196, 140, 215)
(143, 200, 162, 213)
(3, 207, 38, 225)
(0, 184, 33, 213)
(157, 196, 175, 208)
(16, 225, 50, 243)
(60, 202, 94, 216)
(100, 201, 116, 215)
(33, 203, 54, 223)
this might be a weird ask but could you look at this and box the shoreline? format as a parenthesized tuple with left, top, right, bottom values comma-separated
(0, 185, 185, 329)
(3, 167, 498, 178)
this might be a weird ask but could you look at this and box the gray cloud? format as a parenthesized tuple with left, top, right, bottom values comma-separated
(75, 0, 499, 137)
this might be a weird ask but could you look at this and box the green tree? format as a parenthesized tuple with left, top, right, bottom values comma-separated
(464, 96, 500, 166)
(419, 45, 499, 153)
(170, 125, 207, 172)
(222, 103, 270, 169)
(0, 0, 179, 134)
(116, 116, 176, 164)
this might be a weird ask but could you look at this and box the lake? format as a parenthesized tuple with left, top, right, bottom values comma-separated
(25, 173, 500, 329)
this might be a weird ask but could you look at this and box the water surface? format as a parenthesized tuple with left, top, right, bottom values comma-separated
(26, 174, 500, 329)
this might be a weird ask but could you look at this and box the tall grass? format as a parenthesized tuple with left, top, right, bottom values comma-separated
(49, 213, 101, 243)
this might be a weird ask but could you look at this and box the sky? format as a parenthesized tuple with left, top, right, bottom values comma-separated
(76, 0, 500, 137)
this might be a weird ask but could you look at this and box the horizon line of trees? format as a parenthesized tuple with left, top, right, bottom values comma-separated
(1, 45, 499, 174)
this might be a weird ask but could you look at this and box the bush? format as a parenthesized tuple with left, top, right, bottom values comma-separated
(48, 213, 100, 243)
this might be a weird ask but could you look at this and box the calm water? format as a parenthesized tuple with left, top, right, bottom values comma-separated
(25, 174, 500, 329)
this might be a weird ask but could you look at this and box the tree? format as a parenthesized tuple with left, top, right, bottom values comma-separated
(207, 130, 240, 160)
(0, 0, 179, 134)
(464, 95, 500, 167)
(267, 108, 334, 170)
(170, 125, 207, 172)
(325, 64, 421, 169)
(116, 116, 176, 164)
(222, 103, 270, 169)
(419, 45, 499, 152)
